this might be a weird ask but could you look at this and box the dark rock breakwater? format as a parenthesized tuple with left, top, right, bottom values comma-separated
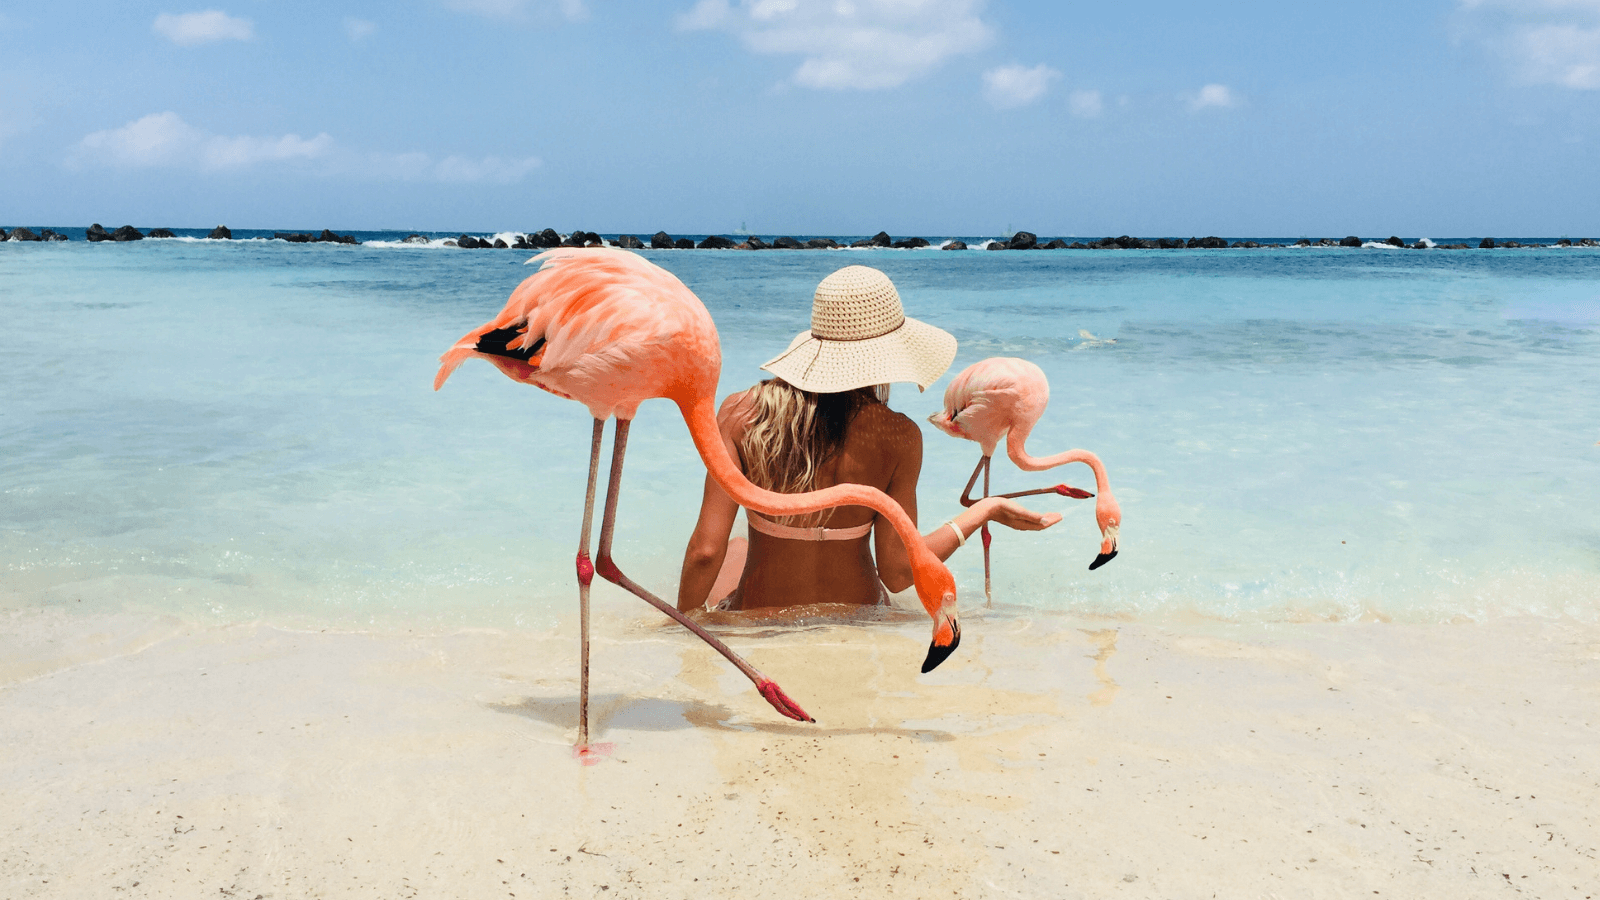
(5, 226, 1597, 251)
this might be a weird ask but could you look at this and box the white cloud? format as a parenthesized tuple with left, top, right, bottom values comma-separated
(981, 63, 1060, 109)
(200, 132, 334, 168)
(73, 112, 539, 185)
(678, 0, 993, 90)
(1188, 83, 1237, 111)
(1068, 88, 1102, 118)
(433, 155, 543, 184)
(76, 112, 329, 170)
(365, 151, 543, 184)
(444, 0, 587, 22)
(345, 17, 377, 42)
(152, 10, 255, 46)
(1456, 0, 1600, 89)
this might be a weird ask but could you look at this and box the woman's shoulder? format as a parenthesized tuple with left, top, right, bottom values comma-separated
(717, 387, 757, 422)
(851, 401, 922, 448)
(715, 388, 759, 448)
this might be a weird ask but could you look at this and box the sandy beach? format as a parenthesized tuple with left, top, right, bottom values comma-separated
(4, 600, 1596, 899)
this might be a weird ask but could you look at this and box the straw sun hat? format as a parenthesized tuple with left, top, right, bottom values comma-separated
(760, 266, 957, 393)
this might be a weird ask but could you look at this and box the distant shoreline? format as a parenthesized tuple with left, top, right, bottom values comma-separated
(2, 224, 1596, 251)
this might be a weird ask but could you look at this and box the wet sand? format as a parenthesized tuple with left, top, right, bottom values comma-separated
(3, 604, 1598, 898)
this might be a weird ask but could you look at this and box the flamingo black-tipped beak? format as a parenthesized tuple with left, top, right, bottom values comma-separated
(921, 619, 962, 673)
(757, 679, 814, 723)
(1089, 550, 1118, 570)
(1054, 484, 1095, 499)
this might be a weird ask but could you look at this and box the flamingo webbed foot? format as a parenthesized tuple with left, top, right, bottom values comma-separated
(920, 619, 962, 673)
(757, 679, 814, 723)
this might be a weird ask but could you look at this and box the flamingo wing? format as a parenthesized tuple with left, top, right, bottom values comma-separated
(434, 248, 719, 421)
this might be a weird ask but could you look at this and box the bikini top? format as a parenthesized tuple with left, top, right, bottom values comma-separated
(747, 513, 873, 542)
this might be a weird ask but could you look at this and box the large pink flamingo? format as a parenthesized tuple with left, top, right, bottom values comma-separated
(434, 248, 962, 753)
(928, 357, 1120, 605)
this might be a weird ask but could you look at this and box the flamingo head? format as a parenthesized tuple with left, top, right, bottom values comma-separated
(1089, 491, 1121, 570)
(918, 569, 961, 673)
(927, 408, 1002, 458)
(926, 408, 963, 438)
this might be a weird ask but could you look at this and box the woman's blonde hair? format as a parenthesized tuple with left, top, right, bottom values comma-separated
(739, 379, 883, 523)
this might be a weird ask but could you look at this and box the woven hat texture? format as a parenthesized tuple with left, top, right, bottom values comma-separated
(761, 266, 956, 393)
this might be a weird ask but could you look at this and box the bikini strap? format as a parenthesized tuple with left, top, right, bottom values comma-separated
(747, 513, 873, 542)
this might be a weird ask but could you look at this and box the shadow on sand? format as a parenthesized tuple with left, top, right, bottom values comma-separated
(487, 692, 955, 742)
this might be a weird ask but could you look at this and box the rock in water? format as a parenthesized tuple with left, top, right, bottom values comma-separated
(1007, 231, 1037, 250)
(650, 231, 675, 249)
(10, 227, 41, 241)
(148, 228, 177, 238)
(675, 238, 695, 249)
(617, 235, 644, 249)
(111, 226, 144, 241)
(1479, 238, 1496, 249)
(850, 231, 892, 248)
(1339, 235, 1362, 247)
(805, 238, 839, 249)
(773, 236, 802, 249)
(697, 235, 735, 249)
(86, 224, 110, 242)
(207, 225, 232, 240)
(942, 240, 968, 250)
(402, 234, 431, 244)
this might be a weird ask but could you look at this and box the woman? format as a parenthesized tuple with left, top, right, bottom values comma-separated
(676, 265, 1058, 613)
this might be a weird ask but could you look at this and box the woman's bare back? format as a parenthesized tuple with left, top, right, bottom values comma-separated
(730, 397, 922, 609)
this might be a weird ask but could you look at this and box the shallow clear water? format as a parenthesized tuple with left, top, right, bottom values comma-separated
(3, 238, 1597, 629)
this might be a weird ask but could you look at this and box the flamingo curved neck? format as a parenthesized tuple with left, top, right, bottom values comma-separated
(1007, 425, 1111, 494)
(676, 393, 944, 587)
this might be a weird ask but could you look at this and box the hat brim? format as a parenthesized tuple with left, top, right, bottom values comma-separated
(759, 316, 957, 393)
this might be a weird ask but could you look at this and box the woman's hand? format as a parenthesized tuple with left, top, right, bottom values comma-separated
(924, 496, 1062, 563)
(973, 496, 1061, 532)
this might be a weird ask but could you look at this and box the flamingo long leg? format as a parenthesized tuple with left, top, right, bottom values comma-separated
(990, 484, 1094, 500)
(981, 456, 992, 608)
(958, 455, 988, 509)
(575, 418, 604, 752)
(593, 419, 814, 723)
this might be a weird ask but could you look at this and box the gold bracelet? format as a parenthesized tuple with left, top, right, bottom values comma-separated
(944, 519, 966, 548)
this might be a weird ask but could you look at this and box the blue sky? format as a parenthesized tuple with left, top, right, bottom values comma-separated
(3, 0, 1598, 235)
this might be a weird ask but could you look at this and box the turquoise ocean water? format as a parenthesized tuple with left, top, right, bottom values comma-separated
(2, 233, 1597, 630)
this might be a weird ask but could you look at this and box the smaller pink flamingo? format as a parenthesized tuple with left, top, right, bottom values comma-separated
(929, 357, 1120, 604)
